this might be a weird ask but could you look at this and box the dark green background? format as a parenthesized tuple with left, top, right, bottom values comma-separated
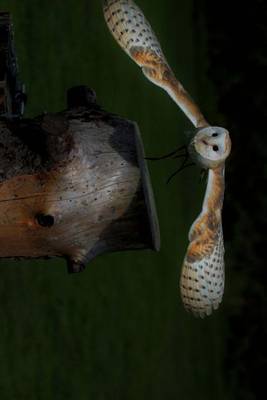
(1, 0, 263, 399)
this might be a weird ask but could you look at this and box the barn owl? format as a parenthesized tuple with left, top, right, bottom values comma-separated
(102, 0, 231, 317)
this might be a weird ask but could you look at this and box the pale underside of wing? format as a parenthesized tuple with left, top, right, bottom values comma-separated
(103, 0, 208, 128)
(180, 167, 225, 317)
(180, 224, 225, 318)
(103, 0, 166, 63)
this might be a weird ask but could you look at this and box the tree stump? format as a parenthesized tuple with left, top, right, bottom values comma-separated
(0, 87, 160, 272)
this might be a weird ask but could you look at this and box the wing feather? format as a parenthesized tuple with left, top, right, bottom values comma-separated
(103, 0, 208, 128)
(180, 167, 225, 317)
(103, 0, 166, 62)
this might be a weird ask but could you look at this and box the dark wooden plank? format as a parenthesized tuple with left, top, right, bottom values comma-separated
(0, 12, 25, 116)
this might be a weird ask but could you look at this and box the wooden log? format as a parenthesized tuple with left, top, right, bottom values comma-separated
(0, 86, 160, 272)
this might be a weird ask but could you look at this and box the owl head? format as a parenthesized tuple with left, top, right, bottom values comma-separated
(189, 126, 231, 169)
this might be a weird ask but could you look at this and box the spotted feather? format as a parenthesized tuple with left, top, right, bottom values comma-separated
(103, 0, 165, 61)
(180, 167, 225, 317)
(103, 0, 208, 128)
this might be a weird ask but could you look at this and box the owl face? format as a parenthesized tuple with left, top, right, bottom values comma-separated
(189, 126, 231, 169)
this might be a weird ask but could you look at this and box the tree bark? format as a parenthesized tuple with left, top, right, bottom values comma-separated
(0, 88, 160, 272)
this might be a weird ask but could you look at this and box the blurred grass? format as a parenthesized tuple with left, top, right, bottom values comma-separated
(0, 1, 229, 399)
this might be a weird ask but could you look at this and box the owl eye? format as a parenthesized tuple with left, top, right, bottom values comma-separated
(212, 133, 218, 137)
(213, 145, 219, 152)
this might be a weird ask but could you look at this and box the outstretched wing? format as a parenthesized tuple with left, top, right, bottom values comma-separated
(180, 167, 225, 317)
(103, 0, 208, 128)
